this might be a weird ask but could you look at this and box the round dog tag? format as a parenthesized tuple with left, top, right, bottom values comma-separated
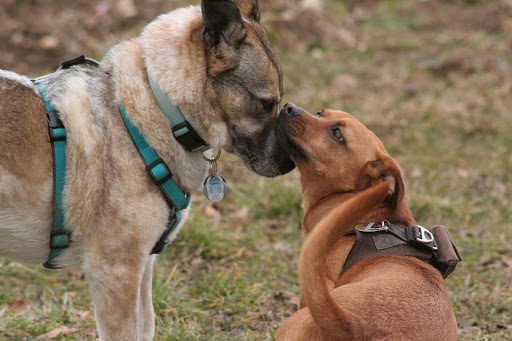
(203, 174, 227, 202)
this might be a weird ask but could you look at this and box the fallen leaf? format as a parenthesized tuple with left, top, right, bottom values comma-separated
(66, 269, 84, 280)
(228, 206, 249, 219)
(501, 256, 512, 268)
(290, 295, 301, 306)
(72, 310, 91, 321)
(10, 300, 31, 312)
(204, 204, 220, 219)
(35, 326, 77, 340)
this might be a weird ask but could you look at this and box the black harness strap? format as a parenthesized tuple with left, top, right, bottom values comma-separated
(340, 223, 462, 279)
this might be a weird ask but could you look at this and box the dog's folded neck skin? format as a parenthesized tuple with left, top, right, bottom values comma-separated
(301, 188, 415, 236)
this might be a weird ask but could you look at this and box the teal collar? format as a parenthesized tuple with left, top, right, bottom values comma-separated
(147, 72, 210, 152)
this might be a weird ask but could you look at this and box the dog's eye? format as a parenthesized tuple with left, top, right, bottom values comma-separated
(316, 110, 324, 117)
(331, 127, 344, 143)
(261, 99, 276, 113)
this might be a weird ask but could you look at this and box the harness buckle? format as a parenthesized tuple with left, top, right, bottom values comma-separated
(47, 111, 67, 141)
(59, 55, 100, 70)
(405, 225, 438, 251)
(416, 225, 435, 244)
(146, 158, 173, 186)
(49, 230, 71, 249)
(172, 121, 210, 152)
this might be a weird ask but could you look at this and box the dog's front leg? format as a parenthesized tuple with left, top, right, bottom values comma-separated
(139, 256, 156, 341)
(86, 258, 150, 341)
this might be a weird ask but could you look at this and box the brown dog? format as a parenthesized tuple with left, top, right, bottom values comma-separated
(275, 103, 458, 340)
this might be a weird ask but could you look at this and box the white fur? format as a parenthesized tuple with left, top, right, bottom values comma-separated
(0, 70, 39, 94)
(0, 167, 52, 263)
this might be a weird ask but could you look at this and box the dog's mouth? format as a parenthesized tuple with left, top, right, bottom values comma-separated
(275, 103, 309, 161)
(231, 122, 295, 178)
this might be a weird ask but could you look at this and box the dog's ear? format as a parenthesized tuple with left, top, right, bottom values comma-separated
(231, 0, 260, 22)
(202, 0, 246, 75)
(359, 155, 406, 212)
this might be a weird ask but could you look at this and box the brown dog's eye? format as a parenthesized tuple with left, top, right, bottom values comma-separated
(331, 127, 344, 143)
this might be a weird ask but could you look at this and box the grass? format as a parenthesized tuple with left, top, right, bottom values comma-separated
(1, 0, 512, 339)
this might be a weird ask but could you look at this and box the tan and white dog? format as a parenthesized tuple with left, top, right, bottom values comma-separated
(0, 0, 294, 339)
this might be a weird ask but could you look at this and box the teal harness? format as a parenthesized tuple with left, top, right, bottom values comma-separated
(36, 83, 68, 268)
(36, 55, 206, 268)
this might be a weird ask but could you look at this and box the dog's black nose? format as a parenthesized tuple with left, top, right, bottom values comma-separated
(282, 102, 301, 117)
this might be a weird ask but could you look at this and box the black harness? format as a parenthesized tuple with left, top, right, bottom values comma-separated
(340, 221, 462, 279)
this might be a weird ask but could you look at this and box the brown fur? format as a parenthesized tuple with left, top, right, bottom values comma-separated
(0, 77, 52, 183)
(275, 104, 457, 341)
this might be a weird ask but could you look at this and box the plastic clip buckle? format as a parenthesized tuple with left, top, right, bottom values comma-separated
(172, 121, 209, 152)
(49, 230, 71, 249)
(146, 158, 173, 186)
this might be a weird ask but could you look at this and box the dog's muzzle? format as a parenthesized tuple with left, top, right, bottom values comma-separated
(279, 103, 306, 137)
(275, 103, 309, 161)
(232, 121, 295, 178)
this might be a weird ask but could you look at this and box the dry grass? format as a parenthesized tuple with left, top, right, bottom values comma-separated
(1, 0, 511, 340)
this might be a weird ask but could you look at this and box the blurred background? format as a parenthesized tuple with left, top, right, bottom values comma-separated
(1, 0, 511, 340)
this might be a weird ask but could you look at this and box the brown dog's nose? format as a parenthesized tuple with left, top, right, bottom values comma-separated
(282, 102, 301, 117)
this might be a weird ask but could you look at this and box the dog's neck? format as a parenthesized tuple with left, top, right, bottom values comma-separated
(100, 6, 233, 192)
(138, 6, 230, 150)
(102, 39, 208, 193)
(302, 190, 415, 235)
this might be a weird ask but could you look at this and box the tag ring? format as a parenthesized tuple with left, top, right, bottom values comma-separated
(202, 150, 221, 162)
(209, 160, 218, 175)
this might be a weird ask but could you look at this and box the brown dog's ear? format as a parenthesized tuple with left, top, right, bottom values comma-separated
(359, 155, 406, 214)
(202, 0, 246, 75)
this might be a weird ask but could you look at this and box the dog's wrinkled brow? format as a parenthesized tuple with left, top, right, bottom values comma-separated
(246, 23, 284, 94)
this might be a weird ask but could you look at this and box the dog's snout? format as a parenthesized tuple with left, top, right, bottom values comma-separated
(283, 102, 301, 117)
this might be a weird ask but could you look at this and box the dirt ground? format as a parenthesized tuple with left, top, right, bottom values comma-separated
(1, 0, 509, 76)
(0, 0, 313, 75)
(1, 0, 508, 75)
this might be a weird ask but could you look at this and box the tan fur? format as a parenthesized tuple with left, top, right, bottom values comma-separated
(275, 104, 457, 340)
(0, 1, 294, 340)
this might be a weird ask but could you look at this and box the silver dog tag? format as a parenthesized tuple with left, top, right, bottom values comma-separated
(355, 221, 389, 232)
(203, 174, 227, 202)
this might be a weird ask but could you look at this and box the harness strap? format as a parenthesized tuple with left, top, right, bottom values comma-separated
(341, 222, 461, 279)
(119, 105, 191, 254)
(37, 84, 70, 269)
(36, 55, 193, 268)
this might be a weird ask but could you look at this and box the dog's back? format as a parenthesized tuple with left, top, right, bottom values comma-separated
(282, 182, 458, 340)
(0, 72, 53, 262)
(0, 67, 119, 267)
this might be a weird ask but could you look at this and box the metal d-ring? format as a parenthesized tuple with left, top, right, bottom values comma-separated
(202, 149, 221, 162)
(203, 150, 221, 176)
